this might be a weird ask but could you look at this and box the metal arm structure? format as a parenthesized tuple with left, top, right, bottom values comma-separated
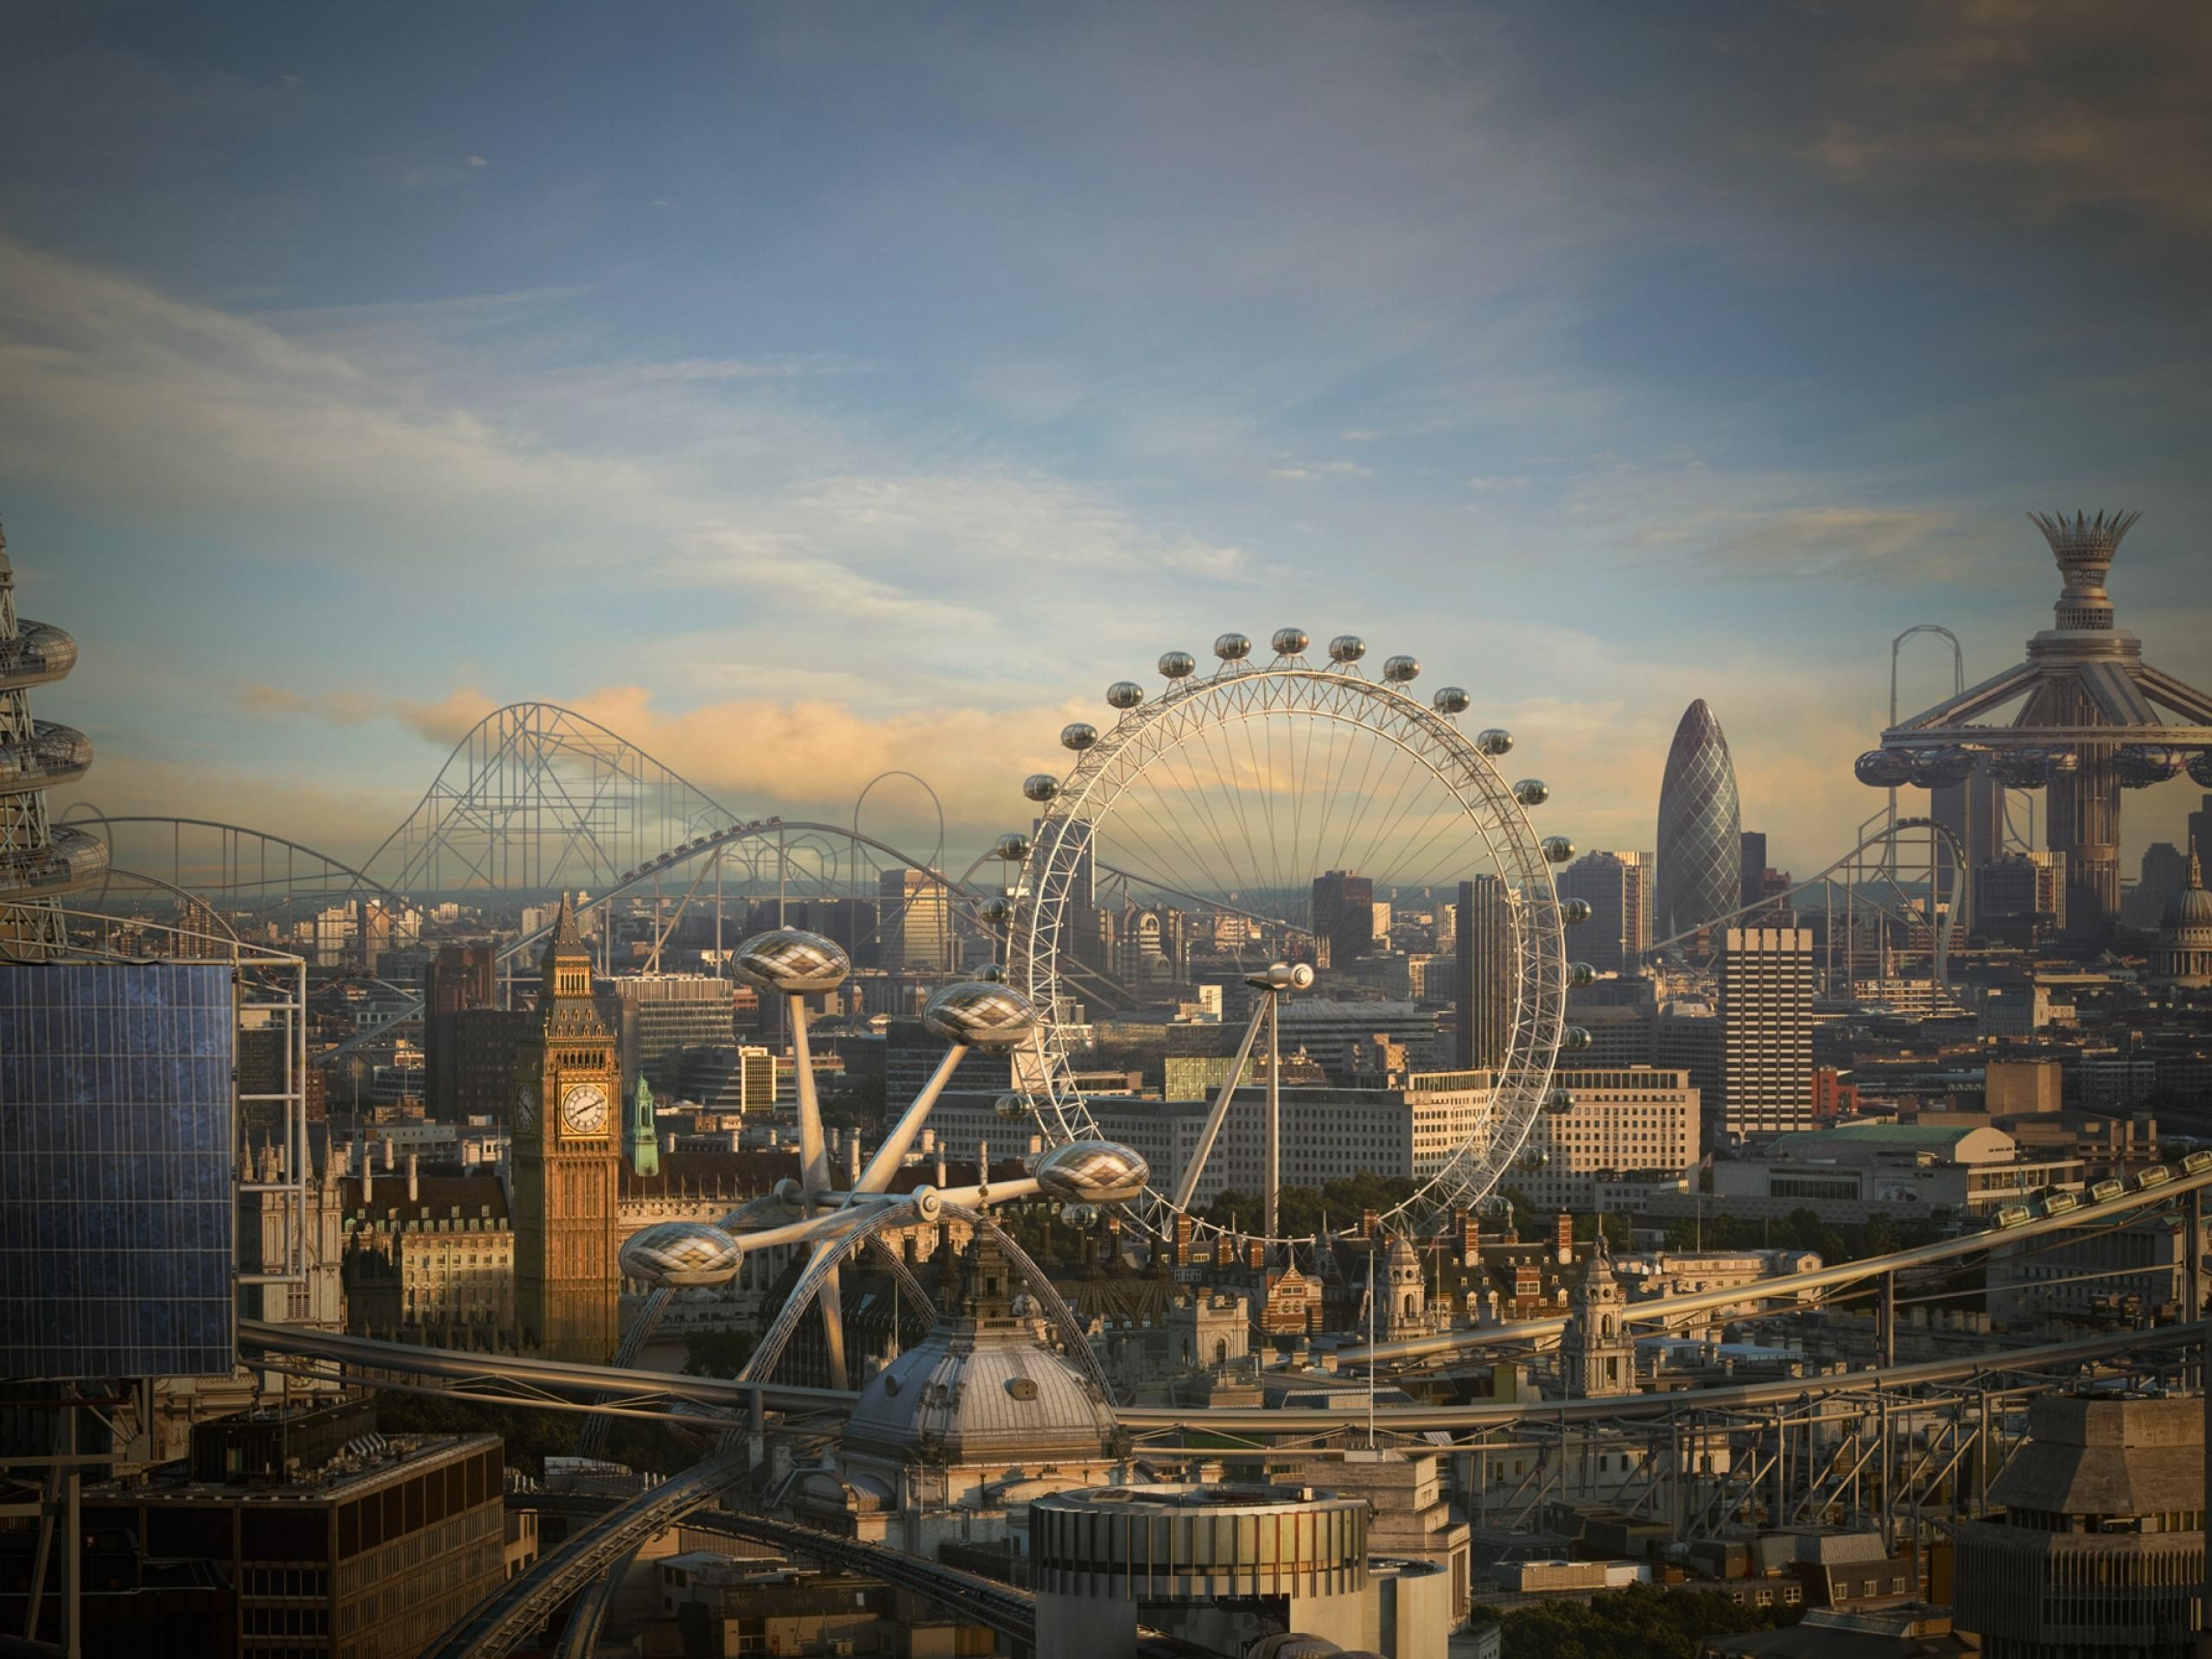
(1168, 988, 1274, 1214)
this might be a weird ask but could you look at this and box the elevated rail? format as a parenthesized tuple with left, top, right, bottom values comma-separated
(425, 1451, 749, 1659)
(1338, 1157, 2212, 1364)
(240, 1317, 2202, 1438)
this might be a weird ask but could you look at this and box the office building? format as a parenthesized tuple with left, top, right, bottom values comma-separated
(1931, 763, 2004, 897)
(1311, 869, 1376, 969)
(423, 942, 496, 1116)
(1277, 998, 1439, 1074)
(452, 1006, 530, 1124)
(2190, 792, 2212, 878)
(0, 962, 236, 1379)
(603, 972, 736, 1094)
(81, 1404, 505, 1659)
(1510, 1066, 1699, 1213)
(878, 867, 952, 972)
(1654, 698, 1742, 944)
(1978, 850, 2067, 944)
(1556, 851, 1643, 975)
(1454, 874, 1512, 1070)
(1715, 927, 1814, 1142)
(1738, 830, 1767, 912)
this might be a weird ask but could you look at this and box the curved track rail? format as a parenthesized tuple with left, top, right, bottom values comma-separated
(425, 1450, 750, 1659)
(1339, 1158, 2212, 1364)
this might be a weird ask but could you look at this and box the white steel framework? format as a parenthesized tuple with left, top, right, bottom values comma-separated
(1010, 644, 1567, 1246)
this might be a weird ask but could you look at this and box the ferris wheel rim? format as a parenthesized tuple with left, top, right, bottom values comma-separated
(1006, 652, 1567, 1247)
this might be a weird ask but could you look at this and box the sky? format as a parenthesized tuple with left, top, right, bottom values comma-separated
(3, 1, 2209, 883)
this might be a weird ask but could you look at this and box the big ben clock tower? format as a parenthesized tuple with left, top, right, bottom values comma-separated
(512, 896, 621, 1363)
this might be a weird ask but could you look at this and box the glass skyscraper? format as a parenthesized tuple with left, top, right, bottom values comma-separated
(1655, 699, 1743, 944)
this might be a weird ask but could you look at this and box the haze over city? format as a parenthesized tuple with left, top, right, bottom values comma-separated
(6, 10, 2212, 1659)
(4, 3, 2208, 869)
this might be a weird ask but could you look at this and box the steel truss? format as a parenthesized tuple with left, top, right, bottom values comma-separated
(1014, 655, 1567, 1244)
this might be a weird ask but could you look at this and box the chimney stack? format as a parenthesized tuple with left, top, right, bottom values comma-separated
(382, 1135, 395, 1171)
(407, 1154, 420, 1204)
(847, 1135, 863, 1184)
(1555, 1212, 1573, 1265)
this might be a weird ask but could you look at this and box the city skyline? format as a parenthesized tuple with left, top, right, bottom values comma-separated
(3, 4, 2209, 878)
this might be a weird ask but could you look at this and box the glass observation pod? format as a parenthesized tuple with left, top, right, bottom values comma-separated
(2183, 1150, 2212, 1176)
(1993, 1205, 2032, 1229)
(2135, 1165, 2174, 1192)
(2039, 1192, 2079, 1217)
(2088, 1179, 2126, 1204)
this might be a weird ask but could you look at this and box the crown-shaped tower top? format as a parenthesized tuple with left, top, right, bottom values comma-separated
(2028, 508, 2141, 633)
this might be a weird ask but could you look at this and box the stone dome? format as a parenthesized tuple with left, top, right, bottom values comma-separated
(2160, 852, 2212, 930)
(843, 1230, 1119, 1466)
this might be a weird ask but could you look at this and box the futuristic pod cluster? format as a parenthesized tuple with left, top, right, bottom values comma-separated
(1860, 512, 2212, 933)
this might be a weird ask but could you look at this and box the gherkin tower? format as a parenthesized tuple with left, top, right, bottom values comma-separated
(1655, 699, 1742, 944)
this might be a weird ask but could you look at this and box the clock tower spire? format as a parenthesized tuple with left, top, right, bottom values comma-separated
(512, 893, 621, 1362)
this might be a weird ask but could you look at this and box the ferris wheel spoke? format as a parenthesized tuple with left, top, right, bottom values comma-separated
(1144, 736, 1266, 905)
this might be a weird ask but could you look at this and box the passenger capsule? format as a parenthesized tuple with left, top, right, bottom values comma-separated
(1215, 632, 1253, 662)
(2190, 752, 2212, 789)
(619, 1221, 741, 1289)
(1433, 686, 1471, 715)
(994, 1091, 1029, 1121)
(1513, 779, 1549, 808)
(1031, 1140, 1151, 1204)
(980, 895, 1015, 924)
(1159, 651, 1198, 680)
(1022, 772, 1061, 803)
(1105, 681, 1145, 710)
(1382, 654, 1421, 683)
(1543, 1089, 1575, 1115)
(1061, 721, 1099, 752)
(1328, 634, 1367, 664)
(1908, 747, 1976, 789)
(1561, 1026, 1592, 1052)
(1990, 748, 2056, 789)
(2115, 744, 2190, 788)
(732, 928, 851, 995)
(1271, 628, 1311, 656)
(994, 831, 1031, 861)
(1568, 962, 1597, 988)
(923, 981, 1040, 1048)
(1476, 728, 1513, 757)
(976, 963, 1006, 983)
(1853, 750, 1914, 788)
(1561, 899, 1592, 924)
(1541, 836, 1575, 864)
(1059, 1202, 1101, 1229)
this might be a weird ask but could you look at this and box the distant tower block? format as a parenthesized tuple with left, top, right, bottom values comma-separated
(0, 524, 106, 955)
(1871, 512, 2212, 938)
(1655, 699, 1742, 944)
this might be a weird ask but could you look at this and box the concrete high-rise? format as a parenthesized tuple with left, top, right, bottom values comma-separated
(1453, 874, 1512, 1069)
(1654, 700, 1742, 945)
(1738, 831, 1767, 912)
(1312, 869, 1376, 969)
(1556, 851, 1642, 976)
(423, 942, 496, 1117)
(1715, 927, 1814, 1143)
(878, 867, 952, 972)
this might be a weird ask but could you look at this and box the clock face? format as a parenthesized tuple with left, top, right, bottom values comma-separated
(561, 1082, 610, 1136)
(515, 1084, 537, 1131)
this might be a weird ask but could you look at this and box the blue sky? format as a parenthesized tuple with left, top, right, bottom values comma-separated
(3, 2, 2208, 877)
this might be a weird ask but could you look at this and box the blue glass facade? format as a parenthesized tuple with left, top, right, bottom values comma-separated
(0, 963, 236, 1379)
(1655, 699, 1743, 944)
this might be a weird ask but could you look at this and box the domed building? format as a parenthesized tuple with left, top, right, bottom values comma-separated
(2151, 851, 2212, 988)
(791, 1227, 1128, 1558)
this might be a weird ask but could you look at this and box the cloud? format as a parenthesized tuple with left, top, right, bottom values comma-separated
(1465, 474, 1530, 493)
(1799, 3, 2212, 238)
(233, 683, 385, 726)
(1269, 461, 1373, 481)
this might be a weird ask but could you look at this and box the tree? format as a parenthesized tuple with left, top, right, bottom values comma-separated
(1467, 1583, 1798, 1659)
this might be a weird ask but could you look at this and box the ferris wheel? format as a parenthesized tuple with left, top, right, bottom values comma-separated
(1001, 628, 1586, 1249)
